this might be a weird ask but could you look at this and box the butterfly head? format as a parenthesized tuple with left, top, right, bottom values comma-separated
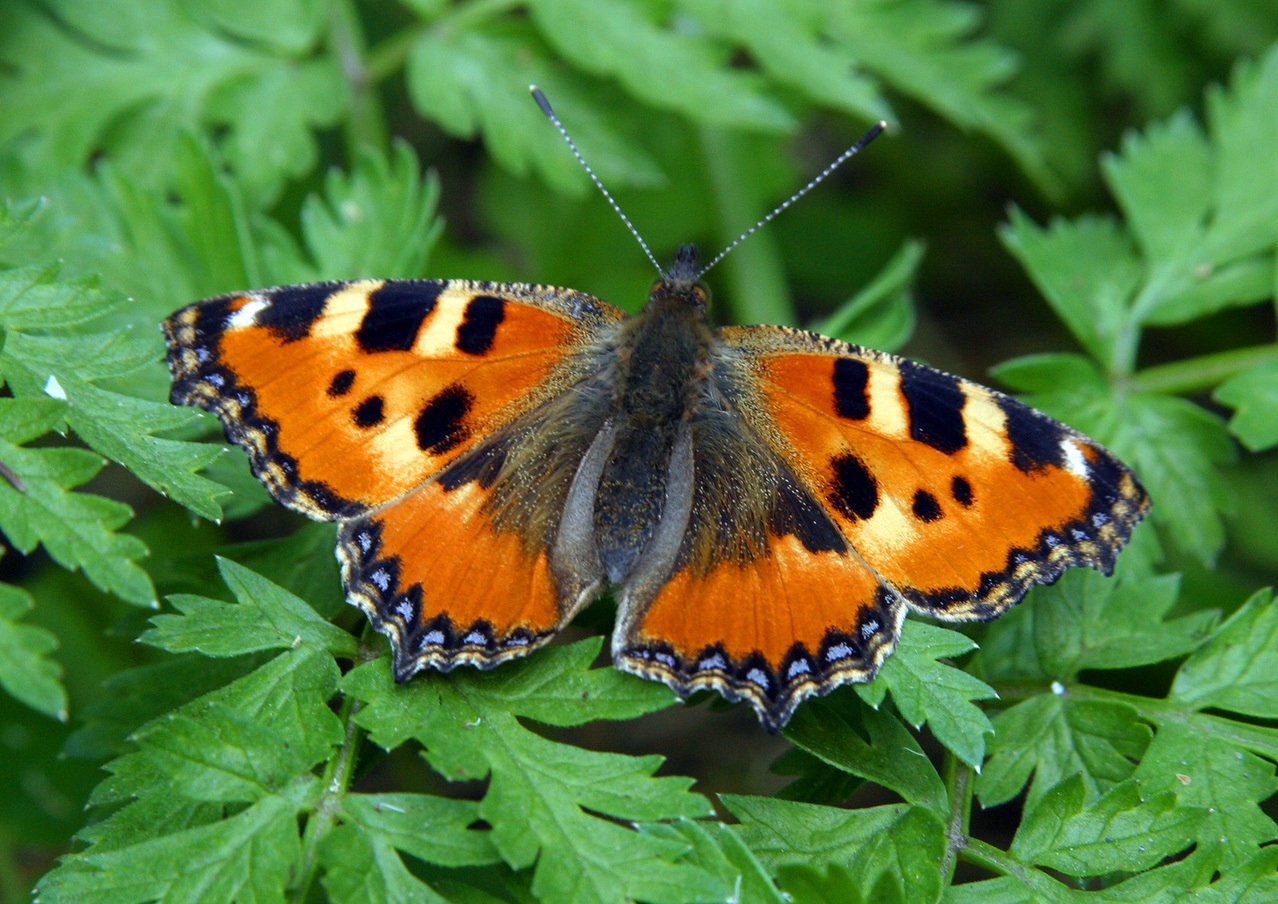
(647, 244, 710, 314)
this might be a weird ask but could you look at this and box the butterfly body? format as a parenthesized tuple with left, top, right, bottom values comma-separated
(164, 251, 1149, 730)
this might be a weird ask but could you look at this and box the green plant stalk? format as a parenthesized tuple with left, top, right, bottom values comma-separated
(1129, 342, 1278, 396)
(329, 0, 390, 160)
(698, 127, 798, 326)
(941, 755, 974, 886)
(291, 692, 365, 903)
(961, 836, 1062, 894)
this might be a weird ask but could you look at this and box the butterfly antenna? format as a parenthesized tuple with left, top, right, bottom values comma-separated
(696, 120, 888, 280)
(531, 86, 667, 278)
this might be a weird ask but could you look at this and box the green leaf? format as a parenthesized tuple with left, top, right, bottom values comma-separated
(815, 239, 922, 353)
(642, 819, 787, 904)
(751, 806, 947, 904)
(405, 25, 664, 195)
(529, 0, 792, 131)
(263, 141, 444, 284)
(0, 582, 66, 719)
(345, 644, 721, 904)
(338, 793, 501, 868)
(1214, 357, 1278, 451)
(35, 788, 309, 904)
(678, 0, 888, 121)
(142, 558, 357, 659)
(783, 698, 948, 816)
(977, 695, 1151, 810)
(821, 0, 1051, 191)
(0, 252, 229, 521)
(723, 795, 913, 870)
(320, 825, 453, 904)
(0, 400, 154, 606)
(91, 649, 341, 809)
(855, 621, 995, 768)
(0, 0, 346, 204)
(1010, 776, 1203, 876)
(1134, 722, 1278, 869)
(999, 210, 1141, 366)
(974, 570, 1216, 684)
(1170, 589, 1278, 719)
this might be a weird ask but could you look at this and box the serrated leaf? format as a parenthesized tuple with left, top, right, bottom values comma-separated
(530, 0, 792, 131)
(35, 788, 309, 904)
(999, 210, 1141, 365)
(643, 819, 786, 904)
(142, 558, 356, 658)
(822, 0, 1051, 190)
(320, 824, 453, 904)
(1171, 589, 1278, 719)
(783, 698, 948, 816)
(345, 645, 720, 904)
(91, 649, 341, 809)
(0, 0, 346, 205)
(265, 141, 444, 284)
(1011, 776, 1203, 876)
(774, 809, 946, 904)
(0, 408, 153, 605)
(976, 570, 1216, 684)
(1134, 722, 1278, 869)
(339, 793, 500, 868)
(679, 0, 888, 121)
(977, 695, 1151, 810)
(405, 25, 662, 195)
(1214, 357, 1278, 451)
(855, 620, 995, 768)
(0, 582, 65, 719)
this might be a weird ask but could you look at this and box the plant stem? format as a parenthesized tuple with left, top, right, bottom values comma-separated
(940, 755, 973, 886)
(698, 127, 798, 326)
(291, 692, 365, 903)
(329, 0, 390, 160)
(1130, 342, 1278, 396)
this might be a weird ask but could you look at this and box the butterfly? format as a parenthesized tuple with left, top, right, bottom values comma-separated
(162, 96, 1149, 731)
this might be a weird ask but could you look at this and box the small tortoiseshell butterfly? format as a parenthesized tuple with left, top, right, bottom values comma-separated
(163, 93, 1148, 730)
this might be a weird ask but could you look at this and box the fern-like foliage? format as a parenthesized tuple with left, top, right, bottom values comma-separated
(0, 2, 1274, 902)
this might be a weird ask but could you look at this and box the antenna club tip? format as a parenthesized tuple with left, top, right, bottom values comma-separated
(530, 86, 555, 119)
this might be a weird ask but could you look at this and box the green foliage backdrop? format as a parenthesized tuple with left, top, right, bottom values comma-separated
(0, 0, 1276, 901)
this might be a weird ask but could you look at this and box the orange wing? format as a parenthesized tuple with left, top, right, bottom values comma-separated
(165, 279, 625, 670)
(615, 325, 1148, 729)
(164, 279, 623, 519)
(728, 326, 1148, 617)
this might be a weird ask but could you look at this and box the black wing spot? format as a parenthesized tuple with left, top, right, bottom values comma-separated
(456, 294, 506, 355)
(353, 395, 385, 428)
(828, 453, 878, 521)
(357, 282, 442, 353)
(259, 284, 335, 342)
(951, 475, 974, 507)
(912, 489, 943, 523)
(415, 385, 472, 454)
(328, 369, 356, 397)
(900, 361, 967, 454)
(999, 397, 1066, 473)
(769, 469, 847, 554)
(833, 357, 870, 420)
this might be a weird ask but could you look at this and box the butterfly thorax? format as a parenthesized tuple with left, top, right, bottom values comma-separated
(592, 273, 714, 584)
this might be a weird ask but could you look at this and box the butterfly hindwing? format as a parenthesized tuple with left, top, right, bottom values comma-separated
(165, 279, 626, 670)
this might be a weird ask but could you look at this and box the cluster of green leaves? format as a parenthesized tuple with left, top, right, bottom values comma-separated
(0, 0, 1275, 902)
